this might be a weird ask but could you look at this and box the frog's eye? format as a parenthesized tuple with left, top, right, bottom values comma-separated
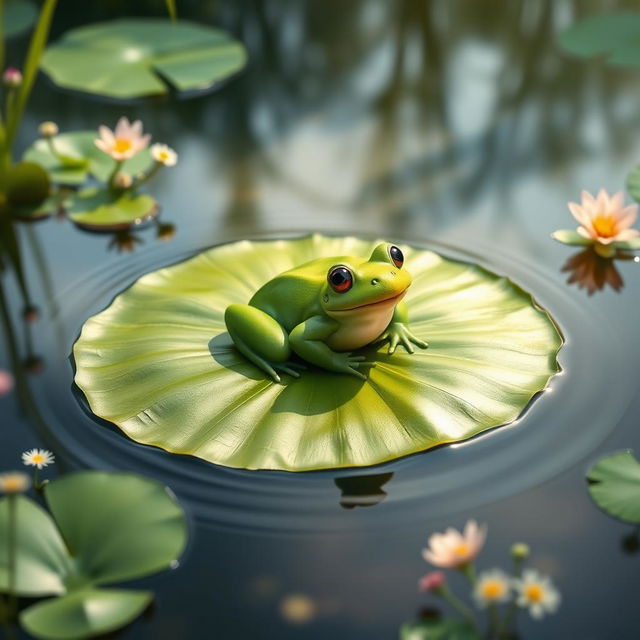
(388, 245, 404, 268)
(328, 266, 353, 293)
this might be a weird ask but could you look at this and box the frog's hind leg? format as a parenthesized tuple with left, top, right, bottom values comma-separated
(225, 304, 301, 383)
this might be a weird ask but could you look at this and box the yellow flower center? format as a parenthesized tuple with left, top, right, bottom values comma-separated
(481, 581, 504, 600)
(113, 138, 132, 154)
(525, 584, 544, 603)
(159, 151, 169, 161)
(453, 543, 469, 556)
(592, 214, 618, 238)
(2, 476, 26, 493)
(32, 454, 44, 463)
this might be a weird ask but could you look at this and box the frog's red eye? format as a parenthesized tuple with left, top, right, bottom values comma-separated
(328, 266, 353, 293)
(388, 245, 404, 268)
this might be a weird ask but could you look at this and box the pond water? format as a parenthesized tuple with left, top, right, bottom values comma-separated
(3, 1, 640, 638)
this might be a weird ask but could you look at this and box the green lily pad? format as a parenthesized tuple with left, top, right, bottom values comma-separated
(21, 589, 153, 640)
(558, 13, 640, 67)
(73, 235, 563, 472)
(67, 187, 158, 231)
(0, 471, 187, 640)
(551, 230, 592, 247)
(23, 131, 153, 186)
(399, 619, 482, 640)
(5, 0, 37, 38)
(41, 18, 247, 100)
(588, 450, 640, 523)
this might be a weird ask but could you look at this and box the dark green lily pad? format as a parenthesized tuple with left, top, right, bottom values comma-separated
(0, 471, 187, 640)
(5, 0, 37, 38)
(588, 450, 640, 523)
(23, 131, 153, 186)
(67, 187, 158, 231)
(41, 18, 247, 100)
(399, 619, 482, 640)
(73, 235, 563, 472)
(558, 13, 640, 67)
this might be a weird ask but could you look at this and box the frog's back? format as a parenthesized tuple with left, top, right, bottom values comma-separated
(249, 255, 361, 330)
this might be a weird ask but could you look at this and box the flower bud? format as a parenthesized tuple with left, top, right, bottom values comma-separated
(3, 67, 22, 88)
(39, 121, 59, 138)
(511, 543, 530, 561)
(113, 172, 133, 189)
(419, 571, 446, 593)
(0, 370, 14, 395)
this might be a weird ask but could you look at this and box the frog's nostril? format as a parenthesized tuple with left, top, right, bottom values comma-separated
(371, 278, 379, 285)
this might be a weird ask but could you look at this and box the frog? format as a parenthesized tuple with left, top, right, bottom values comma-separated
(224, 242, 428, 382)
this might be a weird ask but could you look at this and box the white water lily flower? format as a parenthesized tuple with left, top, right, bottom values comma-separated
(569, 189, 639, 246)
(95, 117, 150, 161)
(513, 569, 561, 620)
(473, 569, 512, 608)
(422, 520, 487, 569)
(22, 448, 55, 469)
(0, 471, 31, 494)
(150, 143, 178, 167)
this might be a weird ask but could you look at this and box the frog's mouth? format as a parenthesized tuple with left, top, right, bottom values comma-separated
(330, 289, 407, 313)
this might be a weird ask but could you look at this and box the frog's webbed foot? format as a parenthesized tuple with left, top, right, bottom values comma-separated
(379, 323, 428, 355)
(256, 358, 306, 384)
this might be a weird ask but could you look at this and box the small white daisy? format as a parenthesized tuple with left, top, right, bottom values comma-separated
(513, 569, 561, 620)
(473, 569, 512, 608)
(150, 143, 178, 167)
(22, 448, 55, 470)
(0, 471, 31, 494)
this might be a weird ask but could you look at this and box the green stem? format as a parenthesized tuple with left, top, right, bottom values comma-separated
(107, 159, 124, 190)
(128, 161, 162, 190)
(4, 0, 59, 152)
(460, 562, 477, 586)
(487, 603, 500, 638)
(45, 136, 66, 164)
(438, 585, 479, 629)
(496, 602, 518, 640)
(7, 494, 16, 617)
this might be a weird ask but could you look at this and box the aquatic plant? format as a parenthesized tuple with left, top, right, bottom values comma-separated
(21, 448, 54, 491)
(412, 521, 561, 639)
(0, 462, 188, 640)
(552, 189, 640, 258)
(588, 450, 640, 525)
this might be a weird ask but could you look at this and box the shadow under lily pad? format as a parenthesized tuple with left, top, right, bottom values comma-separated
(73, 234, 563, 472)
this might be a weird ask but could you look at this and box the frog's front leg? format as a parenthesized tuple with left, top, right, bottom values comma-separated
(289, 316, 375, 381)
(379, 301, 428, 354)
(225, 304, 304, 383)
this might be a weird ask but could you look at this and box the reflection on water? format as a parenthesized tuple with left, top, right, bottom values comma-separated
(334, 472, 394, 509)
(561, 247, 638, 295)
(3, 0, 640, 638)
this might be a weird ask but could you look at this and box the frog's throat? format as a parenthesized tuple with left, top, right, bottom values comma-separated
(328, 289, 407, 313)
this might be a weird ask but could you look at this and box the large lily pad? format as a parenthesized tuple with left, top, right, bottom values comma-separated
(558, 13, 640, 67)
(23, 131, 153, 186)
(0, 471, 187, 640)
(73, 235, 562, 472)
(5, 0, 37, 38)
(41, 18, 248, 100)
(67, 187, 158, 231)
(588, 450, 640, 524)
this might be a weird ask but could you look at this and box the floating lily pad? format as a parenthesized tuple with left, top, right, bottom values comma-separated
(588, 450, 640, 524)
(399, 619, 482, 640)
(0, 471, 187, 640)
(5, 0, 37, 38)
(23, 131, 153, 186)
(73, 235, 562, 472)
(67, 187, 158, 231)
(41, 18, 248, 100)
(558, 13, 640, 67)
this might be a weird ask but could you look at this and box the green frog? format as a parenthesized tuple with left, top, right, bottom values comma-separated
(224, 243, 428, 382)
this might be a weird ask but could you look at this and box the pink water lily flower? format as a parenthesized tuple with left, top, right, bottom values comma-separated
(422, 520, 487, 569)
(95, 117, 151, 161)
(568, 189, 639, 246)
